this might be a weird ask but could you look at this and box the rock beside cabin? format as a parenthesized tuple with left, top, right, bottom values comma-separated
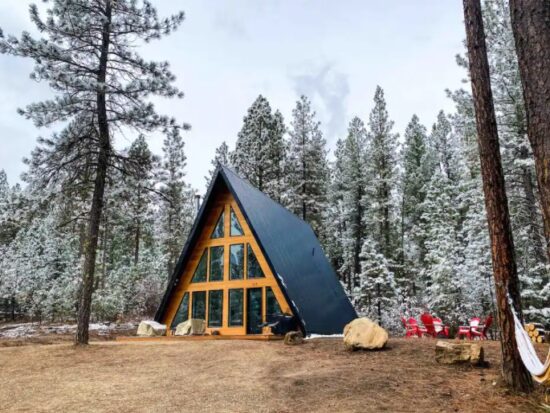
(343, 318, 388, 350)
(137, 320, 166, 337)
(175, 319, 206, 336)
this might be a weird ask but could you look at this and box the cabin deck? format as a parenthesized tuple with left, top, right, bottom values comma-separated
(116, 334, 283, 342)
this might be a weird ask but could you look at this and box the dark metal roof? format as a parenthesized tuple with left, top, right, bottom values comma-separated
(155, 165, 357, 335)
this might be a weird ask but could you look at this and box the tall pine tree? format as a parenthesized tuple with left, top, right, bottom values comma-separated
(286, 95, 329, 236)
(0, 0, 188, 344)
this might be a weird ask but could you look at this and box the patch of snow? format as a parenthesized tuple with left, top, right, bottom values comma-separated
(276, 273, 287, 288)
(0, 321, 139, 339)
(305, 334, 343, 340)
(0, 324, 39, 338)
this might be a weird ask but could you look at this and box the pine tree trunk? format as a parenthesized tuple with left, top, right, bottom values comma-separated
(509, 0, 550, 261)
(462, 0, 533, 392)
(75, 1, 112, 346)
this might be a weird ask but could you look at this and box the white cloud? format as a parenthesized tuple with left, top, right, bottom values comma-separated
(290, 62, 350, 143)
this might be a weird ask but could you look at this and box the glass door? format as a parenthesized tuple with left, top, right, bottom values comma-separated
(246, 288, 263, 334)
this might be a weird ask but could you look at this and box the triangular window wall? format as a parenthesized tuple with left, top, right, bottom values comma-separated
(211, 210, 225, 239)
(230, 207, 244, 236)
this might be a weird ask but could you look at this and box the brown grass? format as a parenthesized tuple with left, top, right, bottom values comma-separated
(0, 337, 547, 413)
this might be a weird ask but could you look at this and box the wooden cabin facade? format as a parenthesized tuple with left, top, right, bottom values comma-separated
(155, 166, 356, 337)
(160, 186, 292, 335)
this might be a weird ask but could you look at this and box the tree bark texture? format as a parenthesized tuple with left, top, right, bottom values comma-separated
(75, 0, 112, 345)
(509, 0, 550, 261)
(462, 0, 533, 392)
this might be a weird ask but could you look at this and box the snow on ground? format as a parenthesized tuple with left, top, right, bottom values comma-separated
(305, 334, 343, 340)
(0, 322, 137, 339)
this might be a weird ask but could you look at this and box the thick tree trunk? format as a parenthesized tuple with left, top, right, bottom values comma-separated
(75, 1, 112, 346)
(462, 0, 533, 392)
(509, 0, 550, 261)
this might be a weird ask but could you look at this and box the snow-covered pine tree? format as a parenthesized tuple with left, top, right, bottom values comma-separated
(231, 95, 287, 201)
(0, 0, 188, 344)
(157, 130, 195, 279)
(324, 139, 348, 287)
(264, 110, 287, 203)
(286, 95, 330, 236)
(457, 174, 494, 318)
(231, 95, 271, 187)
(447, 87, 495, 322)
(431, 111, 462, 183)
(121, 137, 156, 266)
(364, 87, 400, 265)
(0, 202, 80, 322)
(400, 115, 435, 299)
(337, 117, 369, 291)
(206, 141, 230, 187)
(356, 237, 398, 330)
(0, 171, 23, 246)
(420, 169, 464, 323)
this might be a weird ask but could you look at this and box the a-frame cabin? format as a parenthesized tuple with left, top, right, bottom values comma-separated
(154, 165, 357, 336)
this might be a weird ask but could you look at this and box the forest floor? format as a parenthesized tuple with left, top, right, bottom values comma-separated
(0, 335, 547, 413)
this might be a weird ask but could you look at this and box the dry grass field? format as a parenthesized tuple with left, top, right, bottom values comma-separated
(0, 336, 547, 413)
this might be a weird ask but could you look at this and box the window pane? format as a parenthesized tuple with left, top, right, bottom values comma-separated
(211, 210, 224, 239)
(266, 287, 282, 323)
(170, 292, 189, 329)
(191, 250, 207, 283)
(230, 207, 244, 236)
(229, 289, 244, 326)
(192, 291, 206, 320)
(247, 244, 265, 279)
(246, 288, 263, 334)
(208, 290, 223, 327)
(230, 244, 244, 280)
(209, 246, 224, 281)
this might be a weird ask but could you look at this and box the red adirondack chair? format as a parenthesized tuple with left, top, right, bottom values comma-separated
(408, 317, 428, 337)
(470, 315, 493, 340)
(420, 313, 449, 338)
(401, 316, 420, 338)
(457, 317, 481, 340)
(433, 316, 450, 337)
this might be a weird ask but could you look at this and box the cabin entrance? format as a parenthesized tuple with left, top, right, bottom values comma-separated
(246, 288, 263, 334)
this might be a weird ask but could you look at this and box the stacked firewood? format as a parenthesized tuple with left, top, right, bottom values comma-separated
(524, 323, 547, 343)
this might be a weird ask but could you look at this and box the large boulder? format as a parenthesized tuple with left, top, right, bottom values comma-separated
(343, 317, 388, 350)
(435, 341, 485, 366)
(174, 319, 206, 336)
(137, 320, 166, 337)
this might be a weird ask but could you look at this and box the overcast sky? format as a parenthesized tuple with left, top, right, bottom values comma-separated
(0, 1, 467, 192)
